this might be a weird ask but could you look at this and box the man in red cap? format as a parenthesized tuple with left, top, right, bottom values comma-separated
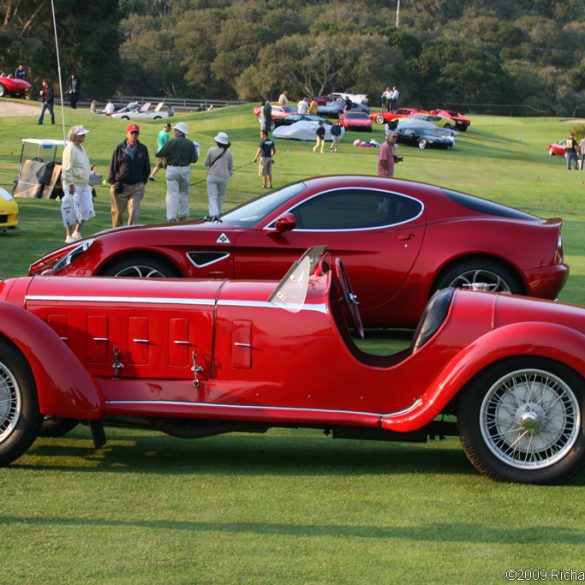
(108, 124, 151, 227)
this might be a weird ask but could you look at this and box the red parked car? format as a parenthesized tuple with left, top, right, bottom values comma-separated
(430, 109, 471, 131)
(0, 73, 31, 98)
(339, 111, 372, 132)
(370, 107, 428, 125)
(3, 246, 585, 483)
(252, 104, 297, 127)
(29, 176, 568, 329)
(547, 140, 566, 156)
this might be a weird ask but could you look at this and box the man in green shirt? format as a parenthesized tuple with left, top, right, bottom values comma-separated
(155, 122, 198, 221)
(149, 122, 171, 181)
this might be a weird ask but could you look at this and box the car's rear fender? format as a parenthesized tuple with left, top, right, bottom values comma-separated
(0, 301, 104, 419)
(381, 322, 585, 433)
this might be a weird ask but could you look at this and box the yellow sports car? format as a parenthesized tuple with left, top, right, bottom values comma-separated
(407, 113, 455, 129)
(0, 187, 19, 230)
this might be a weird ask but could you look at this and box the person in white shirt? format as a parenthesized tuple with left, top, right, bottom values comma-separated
(278, 90, 289, 106)
(297, 97, 309, 115)
(61, 125, 95, 243)
(103, 100, 115, 115)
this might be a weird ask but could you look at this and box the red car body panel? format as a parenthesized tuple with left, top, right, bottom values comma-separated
(430, 109, 471, 130)
(29, 176, 568, 328)
(252, 105, 297, 119)
(0, 75, 30, 97)
(339, 112, 372, 131)
(547, 142, 566, 156)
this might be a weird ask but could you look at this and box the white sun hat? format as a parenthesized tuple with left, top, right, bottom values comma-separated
(173, 121, 189, 135)
(214, 132, 229, 145)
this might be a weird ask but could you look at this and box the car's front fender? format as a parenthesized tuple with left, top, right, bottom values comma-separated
(0, 301, 104, 419)
(382, 322, 585, 432)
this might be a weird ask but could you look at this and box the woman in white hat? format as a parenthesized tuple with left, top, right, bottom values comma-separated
(61, 125, 95, 243)
(204, 131, 233, 221)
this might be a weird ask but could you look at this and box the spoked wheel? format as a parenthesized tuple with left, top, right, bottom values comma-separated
(0, 340, 42, 466)
(101, 256, 179, 278)
(418, 139, 427, 149)
(435, 259, 522, 294)
(333, 258, 364, 339)
(375, 114, 385, 124)
(458, 358, 585, 483)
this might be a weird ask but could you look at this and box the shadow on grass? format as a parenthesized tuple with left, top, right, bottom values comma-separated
(1, 513, 583, 544)
(18, 431, 475, 477)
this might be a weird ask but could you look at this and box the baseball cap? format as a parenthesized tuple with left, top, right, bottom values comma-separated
(126, 124, 140, 133)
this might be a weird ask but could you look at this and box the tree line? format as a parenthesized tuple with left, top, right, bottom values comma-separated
(1, 0, 584, 114)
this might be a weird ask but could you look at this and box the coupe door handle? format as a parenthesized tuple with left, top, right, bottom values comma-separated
(397, 233, 415, 241)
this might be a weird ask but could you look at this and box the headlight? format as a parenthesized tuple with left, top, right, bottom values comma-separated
(52, 239, 95, 273)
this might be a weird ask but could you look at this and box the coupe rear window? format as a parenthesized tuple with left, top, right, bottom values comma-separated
(443, 189, 538, 220)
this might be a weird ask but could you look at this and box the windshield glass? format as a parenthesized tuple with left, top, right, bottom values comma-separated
(269, 246, 326, 312)
(220, 183, 306, 227)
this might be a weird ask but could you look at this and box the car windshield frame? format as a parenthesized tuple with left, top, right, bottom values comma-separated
(218, 182, 307, 227)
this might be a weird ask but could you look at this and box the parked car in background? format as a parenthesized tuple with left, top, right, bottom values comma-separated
(0, 187, 18, 230)
(111, 102, 173, 120)
(29, 175, 568, 329)
(408, 113, 455, 129)
(396, 125, 456, 150)
(547, 140, 566, 156)
(3, 246, 585, 483)
(313, 92, 369, 105)
(0, 73, 31, 98)
(273, 113, 332, 129)
(431, 109, 471, 131)
(272, 121, 342, 142)
(318, 101, 369, 117)
(370, 107, 426, 125)
(340, 111, 372, 132)
(252, 104, 297, 127)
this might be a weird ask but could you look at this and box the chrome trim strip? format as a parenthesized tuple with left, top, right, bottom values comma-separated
(25, 295, 328, 314)
(173, 340, 190, 345)
(93, 337, 108, 342)
(186, 252, 230, 269)
(262, 186, 425, 232)
(234, 342, 252, 348)
(106, 398, 423, 419)
(132, 339, 149, 344)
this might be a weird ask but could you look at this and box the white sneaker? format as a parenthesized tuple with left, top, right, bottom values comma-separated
(71, 232, 82, 241)
(65, 235, 74, 244)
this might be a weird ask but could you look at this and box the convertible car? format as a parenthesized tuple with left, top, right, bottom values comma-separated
(28, 176, 568, 328)
(0, 73, 30, 98)
(3, 247, 585, 483)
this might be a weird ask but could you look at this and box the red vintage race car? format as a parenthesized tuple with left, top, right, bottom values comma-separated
(370, 107, 428, 125)
(547, 140, 566, 157)
(3, 247, 585, 483)
(0, 73, 31, 98)
(339, 111, 372, 132)
(29, 176, 569, 329)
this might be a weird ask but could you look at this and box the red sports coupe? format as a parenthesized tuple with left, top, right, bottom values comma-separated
(547, 140, 567, 157)
(3, 247, 585, 483)
(431, 109, 471, 131)
(0, 74, 31, 98)
(29, 176, 568, 328)
(339, 111, 372, 132)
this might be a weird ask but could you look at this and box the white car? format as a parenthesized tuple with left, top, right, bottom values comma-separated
(111, 102, 173, 121)
(330, 92, 369, 105)
(272, 120, 345, 141)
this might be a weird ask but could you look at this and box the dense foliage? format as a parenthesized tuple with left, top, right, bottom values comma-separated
(1, 0, 584, 114)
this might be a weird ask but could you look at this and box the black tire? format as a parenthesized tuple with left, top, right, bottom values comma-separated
(121, 115, 130, 120)
(0, 84, 6, 98)
(0, 339, 42, 466)
(101, 255, 180, 278)
(444, 123, 453, 129)
(38, 416, 78, 437)
(153, 116, 162, 120)
(458, 357, 585, 483)
(434, 258, 522, 294)
(375, 114, 385, 124)
(418, 139, 427, 149)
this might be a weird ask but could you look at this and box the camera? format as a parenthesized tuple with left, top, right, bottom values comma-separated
(394, 156, 403, 163)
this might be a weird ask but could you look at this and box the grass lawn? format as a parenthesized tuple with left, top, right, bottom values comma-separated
(1, 101, 585, 584)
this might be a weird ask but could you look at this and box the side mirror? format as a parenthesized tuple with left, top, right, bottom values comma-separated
(273, 213, 297, 234)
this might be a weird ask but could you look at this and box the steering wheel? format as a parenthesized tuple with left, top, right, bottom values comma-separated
(334, 258, 364, 339)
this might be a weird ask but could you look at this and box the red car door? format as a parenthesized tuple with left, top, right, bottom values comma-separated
(233, 187, 426, 312)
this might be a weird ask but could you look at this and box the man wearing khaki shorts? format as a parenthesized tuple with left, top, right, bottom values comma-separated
(253, 130, 276, 189)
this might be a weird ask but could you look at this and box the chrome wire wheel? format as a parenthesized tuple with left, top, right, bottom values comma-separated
(480, 369, 580, 470)
(0, 359, 21, 445)
(114, 264, 168, 278)
(449, 268, 513, 293)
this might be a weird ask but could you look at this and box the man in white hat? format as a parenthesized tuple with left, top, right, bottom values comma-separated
(155, 121, 198, 222)
(204, 131, 233, 221)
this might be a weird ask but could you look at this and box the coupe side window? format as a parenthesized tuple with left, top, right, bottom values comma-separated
(291, 189, 422, 230)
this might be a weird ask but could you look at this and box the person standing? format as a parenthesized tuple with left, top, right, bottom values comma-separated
(565, 133, 579, 170)
(66, 74, 81, 109)
(297, 97, 309, 115)
(204, 132, 233, 220)
(103, 99, 115, 115)
(308, 98, 318, 115)
(377, 132, 400, 178)
(253, 130, 276, 189)
(313, 121, 326, 154)
(14, 64, 26, 80)
(278, 90, 289, 106)
(37, 80, 55, 125)
(390, 86, 400, 112)
(61, 125, 95, 243)
(149, 122, 172, 181)
(108, 124, 151, 227)
(262, 100, 272, 132)
(579, 136, 585, 171)
(155, 121, 198, 222)
(330, 120, 343, 153)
